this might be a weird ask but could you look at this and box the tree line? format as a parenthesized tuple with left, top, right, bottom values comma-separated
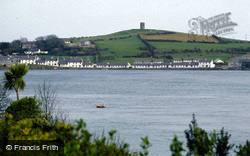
(0, 35, 97, 56)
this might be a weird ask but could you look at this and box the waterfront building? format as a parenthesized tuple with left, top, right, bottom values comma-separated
(134, 60, 164, 64)
(45, 58, 59, 66)
(36, 60, 46, 66)
(58, 61, 68, 67)
(83, 63, 94, 68)
(173, 58, 215, 68)
(214, 58, 224, 64)
(96, 63, 131, 69)
(19, 55, 39, 65)
(67, 59, 83, 68)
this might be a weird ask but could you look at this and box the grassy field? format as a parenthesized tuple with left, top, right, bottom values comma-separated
(140, 33, 219, 43)
(150, 42, 250, 51)
(95, 36, 147, 57)
(76, 29, 170, 41)
(68, 29, 250, 63)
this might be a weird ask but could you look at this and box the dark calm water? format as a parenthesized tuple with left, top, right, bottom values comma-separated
(1, 70, 250, 155)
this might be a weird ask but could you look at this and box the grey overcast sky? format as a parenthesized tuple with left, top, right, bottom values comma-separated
(0, 0, 250, 42)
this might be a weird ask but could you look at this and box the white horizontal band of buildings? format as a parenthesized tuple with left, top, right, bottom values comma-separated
(19, 62, 215, 68)
(18, 58, 215, 69)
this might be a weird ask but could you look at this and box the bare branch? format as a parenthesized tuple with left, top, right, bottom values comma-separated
(35, 79, 68, 124)
(0, 83, 12, 116)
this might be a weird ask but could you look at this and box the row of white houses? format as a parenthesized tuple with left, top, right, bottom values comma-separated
(132, 59, 215, 69)
(37, 59, 94, 68)
(18, 56, 94, 68)
(96, 61, 214, 69)
(17, 56, 215, 69)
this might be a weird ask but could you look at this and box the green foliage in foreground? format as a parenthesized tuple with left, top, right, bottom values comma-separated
(170, 114, 250, 156)
(1, 97, 250, 155)
(0, 97, 151, 156)
(235, 141, 250, 156)
(5, 97, 41, 121)
(170, 135, 184, 156)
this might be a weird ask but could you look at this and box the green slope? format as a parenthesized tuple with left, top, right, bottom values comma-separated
(74, 29, 250, 63)
(150, 42, 250, 51)
(96, 36, 147, 57)
(81, 29, 170, 63)
(81, 29, 171, 40)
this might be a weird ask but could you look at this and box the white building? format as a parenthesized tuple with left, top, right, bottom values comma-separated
(79, 40, 91, 47)
(170, 62, 199, 68)
(96, 63, 131, 69)
(57, 59, 92, 68)
(83, 63, 94, 68)
(67, 60, 83, 68)
(19, 55, 39, 65)
(173, 58, 215, 68)
(45, 58, 59, 66)
(36, 60, 46, 66)
(198, 60, 215, 68)
(214, 58, 224, 64)
(134, 60, 164, 64)
(132, 63, 154, 69)
(24, 49, 48, 55)
(58, 61, 68, 67)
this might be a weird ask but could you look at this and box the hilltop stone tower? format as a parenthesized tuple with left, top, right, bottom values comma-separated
(140, 22, 145, 30)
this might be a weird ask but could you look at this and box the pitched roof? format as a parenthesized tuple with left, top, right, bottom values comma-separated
(68, 60, 82, 63)
(36, 60, 45, 63)
(45, 58, 58, 61)
(83, 63, 93, 65)
(58, 61, 68, 65)
(97, 63, 109, 66)
(109, 63, 129, 66)
(172, 62, 199, 66)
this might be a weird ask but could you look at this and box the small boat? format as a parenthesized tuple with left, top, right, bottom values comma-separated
(96, 104, 105, 108)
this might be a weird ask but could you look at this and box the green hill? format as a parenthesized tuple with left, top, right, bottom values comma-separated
(80, 29, 171, 40)
(74, 29, 250, 63)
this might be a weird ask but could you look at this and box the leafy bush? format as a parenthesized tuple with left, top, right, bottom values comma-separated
(171, 114, 236, 156)
(0, 113, 150, 156)
(170, 135, 184, 156)
(215, 127, 234, 156)
(235, 141, 250, 156)
(63, 119, 141, 156)
(184, 114, 216, 155)
(5, 97, 41, 121)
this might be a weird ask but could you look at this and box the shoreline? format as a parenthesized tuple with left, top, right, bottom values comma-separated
(0, 65, 245, 71)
